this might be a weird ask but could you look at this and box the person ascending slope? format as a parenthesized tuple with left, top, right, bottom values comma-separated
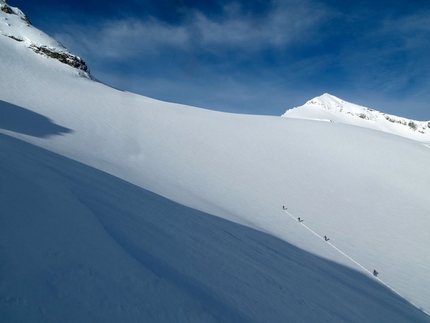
(373, 269, 379, 277)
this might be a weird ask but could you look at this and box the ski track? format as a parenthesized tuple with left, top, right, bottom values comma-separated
(282, 209, 430, 317)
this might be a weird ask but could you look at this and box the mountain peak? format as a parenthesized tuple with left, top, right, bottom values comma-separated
(306, 93, 344, 105)
(283, 93, 430, 143)
(303, 93, 375, 118)
(1, 0, 30, 24)
(0, 1, 90, 75)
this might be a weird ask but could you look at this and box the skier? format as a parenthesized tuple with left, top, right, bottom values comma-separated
(298, 217, 301, 222)
(324, 235, 329, 241)
(373, 269, 378, 277)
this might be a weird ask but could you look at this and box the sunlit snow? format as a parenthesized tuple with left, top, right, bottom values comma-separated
(282, 93, 430, 143)
(1, 1, 430, 321)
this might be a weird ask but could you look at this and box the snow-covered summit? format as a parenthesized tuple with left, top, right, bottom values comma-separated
(0, 0, 89, 74)
(282, 93, 430, 143)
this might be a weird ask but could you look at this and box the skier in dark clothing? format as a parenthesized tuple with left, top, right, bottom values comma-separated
(324, 235, 329, 241)
(373, 269, 379, 277)
(298, 217, 301, 222)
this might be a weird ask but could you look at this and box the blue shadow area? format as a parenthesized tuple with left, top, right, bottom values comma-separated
(0, 133, 429, 323)
(0, 100, 72, 137)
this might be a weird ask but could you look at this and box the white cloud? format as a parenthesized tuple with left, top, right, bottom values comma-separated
(54, 0, 333, 60)
(55, 18, 189, 59)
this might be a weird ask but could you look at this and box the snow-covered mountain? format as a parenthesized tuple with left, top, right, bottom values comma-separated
(283, 93, 430, 143)
(0, 0, 89, 73)
(1, 2, 430, 322)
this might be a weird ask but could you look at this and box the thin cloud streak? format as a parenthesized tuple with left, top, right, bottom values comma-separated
(54, 0, 333, 59)
(56, 19, 189, 58)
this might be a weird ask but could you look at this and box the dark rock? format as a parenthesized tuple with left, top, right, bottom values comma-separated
(28, 44, 90, 73)
(20, 12, 31, 25)
(1, 4, 13, 14)
(7, 35, 23, 42)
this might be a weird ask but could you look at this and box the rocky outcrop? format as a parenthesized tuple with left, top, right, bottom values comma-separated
(28, 44, 90, 73)
(6, 34, 23, 42)
(1, 4, 12, 14)
(1, 1, 89, 75)
(384, 114, 428, 133)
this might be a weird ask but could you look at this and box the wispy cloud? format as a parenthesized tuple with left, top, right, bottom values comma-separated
(56, 18, 189, 58)
(54, 0, 332, 59)
(46, 0, 430, 119)
(186, 1, 330, 47)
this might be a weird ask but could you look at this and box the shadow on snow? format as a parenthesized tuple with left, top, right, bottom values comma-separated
(0, 100, 72, 138)
(0, 133, 428, 323)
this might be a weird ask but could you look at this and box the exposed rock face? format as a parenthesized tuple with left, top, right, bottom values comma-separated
(1, 5, 12, 14)
(1, 1, 89, 75)
(6, 34, 22, 42)
(28, 44, 89, 73)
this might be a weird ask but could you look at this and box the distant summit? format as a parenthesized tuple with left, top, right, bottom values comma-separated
(283, 93, 430, 143)
(0, 0, 90, 74)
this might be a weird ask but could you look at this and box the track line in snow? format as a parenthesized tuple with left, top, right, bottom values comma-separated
(282, 208, 430, 317)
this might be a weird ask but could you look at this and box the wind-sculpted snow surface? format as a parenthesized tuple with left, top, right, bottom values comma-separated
(0, 134, 429, 322)
(1, 4, 430, 321)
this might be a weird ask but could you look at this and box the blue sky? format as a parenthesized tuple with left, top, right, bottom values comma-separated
(15, 0, 430, 119)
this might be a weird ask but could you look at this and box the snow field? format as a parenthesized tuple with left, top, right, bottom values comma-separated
(1, 14, 430, 319)
(1, 133, 429, 322)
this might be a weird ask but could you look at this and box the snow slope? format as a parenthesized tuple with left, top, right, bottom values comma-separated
(282, 93, 430, 143)
(2, 133, 428, 322)
(1, 2, 430, 320)
(1, 1, 56, 47)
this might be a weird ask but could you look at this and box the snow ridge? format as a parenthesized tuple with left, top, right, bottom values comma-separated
(282, 93, 430, 143)
(0, 0, 90, 74)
